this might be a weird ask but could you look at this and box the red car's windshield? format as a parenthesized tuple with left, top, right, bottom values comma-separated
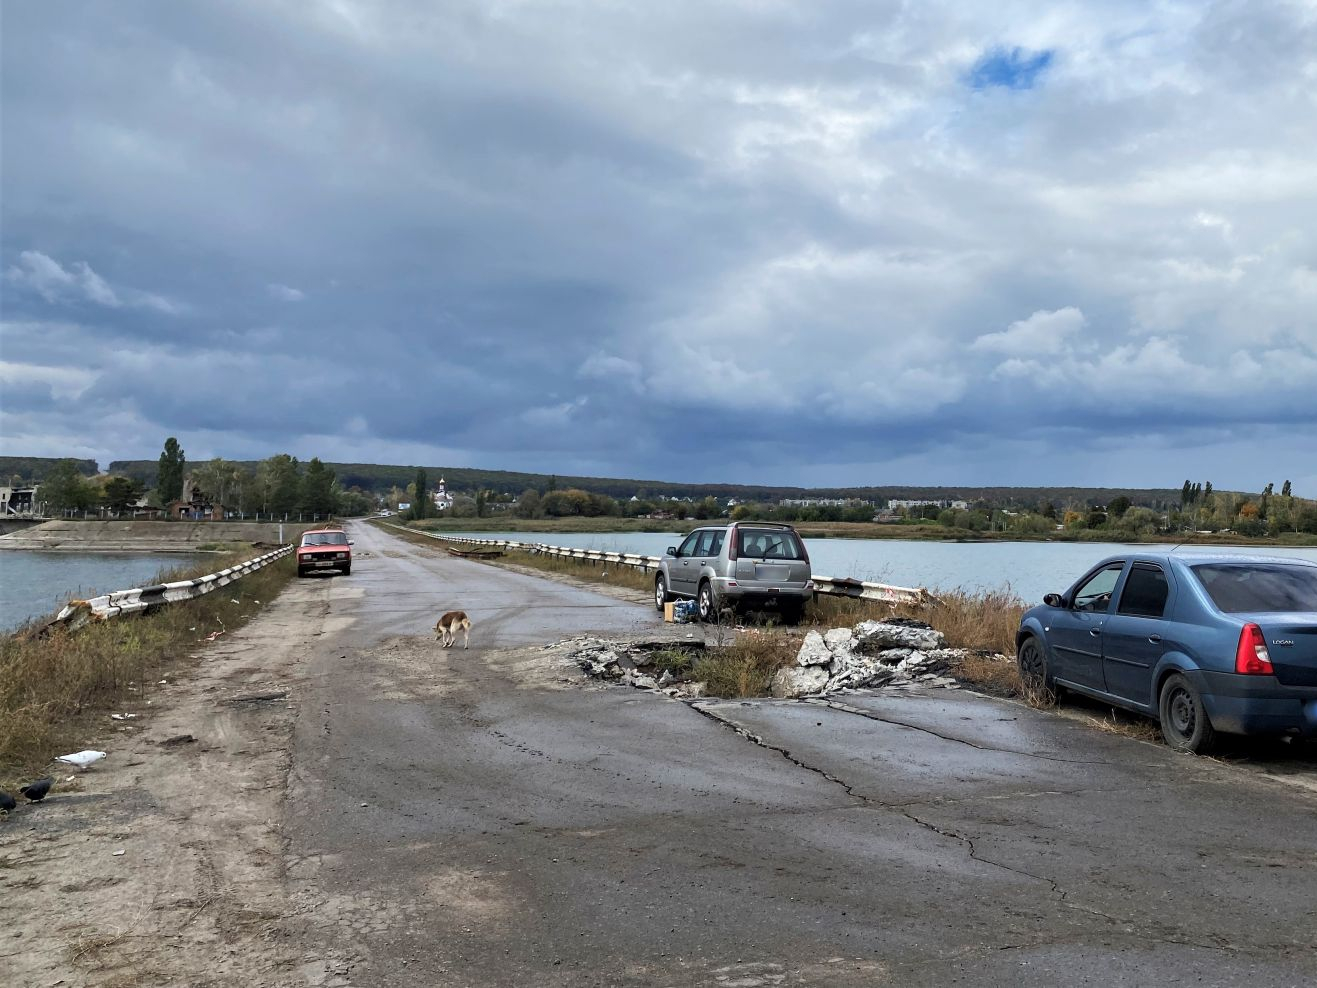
(301, 532, 348, 547)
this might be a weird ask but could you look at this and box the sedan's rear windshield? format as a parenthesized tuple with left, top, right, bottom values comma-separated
(302, 532, 348, 546)
(737, 528, 805, 560)
(1190, 563, 1317, 613)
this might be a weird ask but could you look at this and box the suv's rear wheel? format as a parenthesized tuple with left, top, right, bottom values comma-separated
(654, 574, 671, 612)
(697, 581, 717, 622)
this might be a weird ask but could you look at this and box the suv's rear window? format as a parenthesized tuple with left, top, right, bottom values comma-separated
(737, 528, 804, 560)
(1190, 563, 1317, 613)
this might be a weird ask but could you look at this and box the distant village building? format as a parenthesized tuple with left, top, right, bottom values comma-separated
(431, 477, 455, 511)
(169, 477, 224, 520)
(889, 498, 970, 512)
(0, 484, 40, 515)
(779, 497, 873, 507)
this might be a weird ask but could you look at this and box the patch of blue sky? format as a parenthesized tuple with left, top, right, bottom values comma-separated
(966, 46, 1055, 90)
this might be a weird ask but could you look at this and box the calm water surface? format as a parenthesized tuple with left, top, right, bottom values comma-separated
(0, 552, 207, 631)
(446, 531, 1317, 605)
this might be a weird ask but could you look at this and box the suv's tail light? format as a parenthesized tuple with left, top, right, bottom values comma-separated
(1235, 623, 1274, 675)
(727, 526, 738, 561)
(798, 533, 810, 564)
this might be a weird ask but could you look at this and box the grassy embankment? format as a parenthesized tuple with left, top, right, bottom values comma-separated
(379, 519, 1026, 698)
(406, 514, 1317, 547)
(0, 552, 294, 788)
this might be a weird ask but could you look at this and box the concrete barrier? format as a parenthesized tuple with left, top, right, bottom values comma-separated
(52, 545, 294, 630)
(386, 525, 929, 605)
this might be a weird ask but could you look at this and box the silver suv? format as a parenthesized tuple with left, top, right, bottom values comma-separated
(654, 522, 813, 623)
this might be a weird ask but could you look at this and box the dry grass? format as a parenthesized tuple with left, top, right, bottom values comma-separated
(0, 552, 293, 784)
(693, 630, 800, 698)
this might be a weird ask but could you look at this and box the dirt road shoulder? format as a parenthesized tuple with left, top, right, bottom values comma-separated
(0, 581, 342, 987)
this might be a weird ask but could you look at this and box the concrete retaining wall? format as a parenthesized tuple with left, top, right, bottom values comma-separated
(0, 519, 317, 552)
(51, 545, 294, 629)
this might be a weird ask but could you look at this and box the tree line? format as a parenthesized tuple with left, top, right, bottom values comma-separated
(33, 438, 374, 518)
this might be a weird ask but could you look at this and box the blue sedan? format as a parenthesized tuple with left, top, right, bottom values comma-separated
(1017, 552, 1317, 753)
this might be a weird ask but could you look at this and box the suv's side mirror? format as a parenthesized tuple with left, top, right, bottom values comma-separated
(1043, 593, 1064, 608)
(348, 540, 355, 545)
(666, 546, 677, 557)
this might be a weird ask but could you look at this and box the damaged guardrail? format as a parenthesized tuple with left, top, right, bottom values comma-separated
(52, 544, 294, 630)
(386, 525, 930, 605)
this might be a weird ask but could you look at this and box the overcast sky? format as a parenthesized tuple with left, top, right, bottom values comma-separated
(2, 1, 1315, 494)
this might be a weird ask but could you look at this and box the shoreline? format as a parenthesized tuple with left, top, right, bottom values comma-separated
(400, 516, 1317, 549)
(3, 516, 1314, 552)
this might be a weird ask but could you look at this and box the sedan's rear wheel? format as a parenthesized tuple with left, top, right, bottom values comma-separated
(654, 574, 671, 612)
(1159, 673, 1216, 754)
(1017, 636, 1055, 704)
(697, 581, 717, 623)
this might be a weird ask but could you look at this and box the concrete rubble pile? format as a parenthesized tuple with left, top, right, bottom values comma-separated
(771, 618, 967, 698)
(546, 637, 708, 698)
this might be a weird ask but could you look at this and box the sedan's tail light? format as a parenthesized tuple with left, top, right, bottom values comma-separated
(1235, 623, 1275, 675)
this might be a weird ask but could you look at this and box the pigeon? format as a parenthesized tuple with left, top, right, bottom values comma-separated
(55, 750, 106, 770)
(0, 790, 16, 814)
(19, 777, 53, 802)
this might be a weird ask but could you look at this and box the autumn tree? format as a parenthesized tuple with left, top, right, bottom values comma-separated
(515, 488, 541, 518)
(101, 476, 144, 512)
(42, 459, 96, 512)
(193, 458, 243, 511)
(257, 454, 301, 516)
(300, 458, 337, 517)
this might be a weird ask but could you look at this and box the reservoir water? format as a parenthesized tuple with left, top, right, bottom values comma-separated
(442, 530, 1317, 605)
(0, 552, 207, 632)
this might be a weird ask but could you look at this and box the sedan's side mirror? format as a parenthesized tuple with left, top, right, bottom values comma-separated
(1043, 593, 1064, 608)
(348, 540, 355, 545)
(666, 546, 677, 556)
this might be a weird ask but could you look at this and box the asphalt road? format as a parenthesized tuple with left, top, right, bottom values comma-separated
(285, 521, 1317, 987)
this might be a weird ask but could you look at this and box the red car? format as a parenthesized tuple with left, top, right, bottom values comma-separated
(296, 528, 352, 577)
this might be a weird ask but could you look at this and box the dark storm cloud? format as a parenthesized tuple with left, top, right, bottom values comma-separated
(2, 1, 1315, 493)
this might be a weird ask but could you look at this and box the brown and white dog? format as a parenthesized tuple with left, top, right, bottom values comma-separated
(434, 610, 472, 649)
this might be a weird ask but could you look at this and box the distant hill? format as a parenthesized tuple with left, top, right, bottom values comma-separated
(0, 456, 99, 483)
(104, 458, 1186, 509)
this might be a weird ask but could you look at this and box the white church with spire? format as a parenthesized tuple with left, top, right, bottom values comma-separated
(431, 476, 455, 512)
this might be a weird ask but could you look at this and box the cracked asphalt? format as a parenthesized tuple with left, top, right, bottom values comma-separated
(287, 521, 1317, 987)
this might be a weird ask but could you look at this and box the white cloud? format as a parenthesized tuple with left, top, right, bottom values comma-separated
(971, 308, 1086, 356)
(4, 250, 183, 314)
(521, 397, 589, 429)
(268, 283, 305, 301)
(6, 251, 121, 307)
(0, 359, 97, 400)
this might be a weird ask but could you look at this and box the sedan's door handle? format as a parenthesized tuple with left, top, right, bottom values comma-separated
(1148, 634, 1162, 644)
(1089, 628, 1102, 637)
